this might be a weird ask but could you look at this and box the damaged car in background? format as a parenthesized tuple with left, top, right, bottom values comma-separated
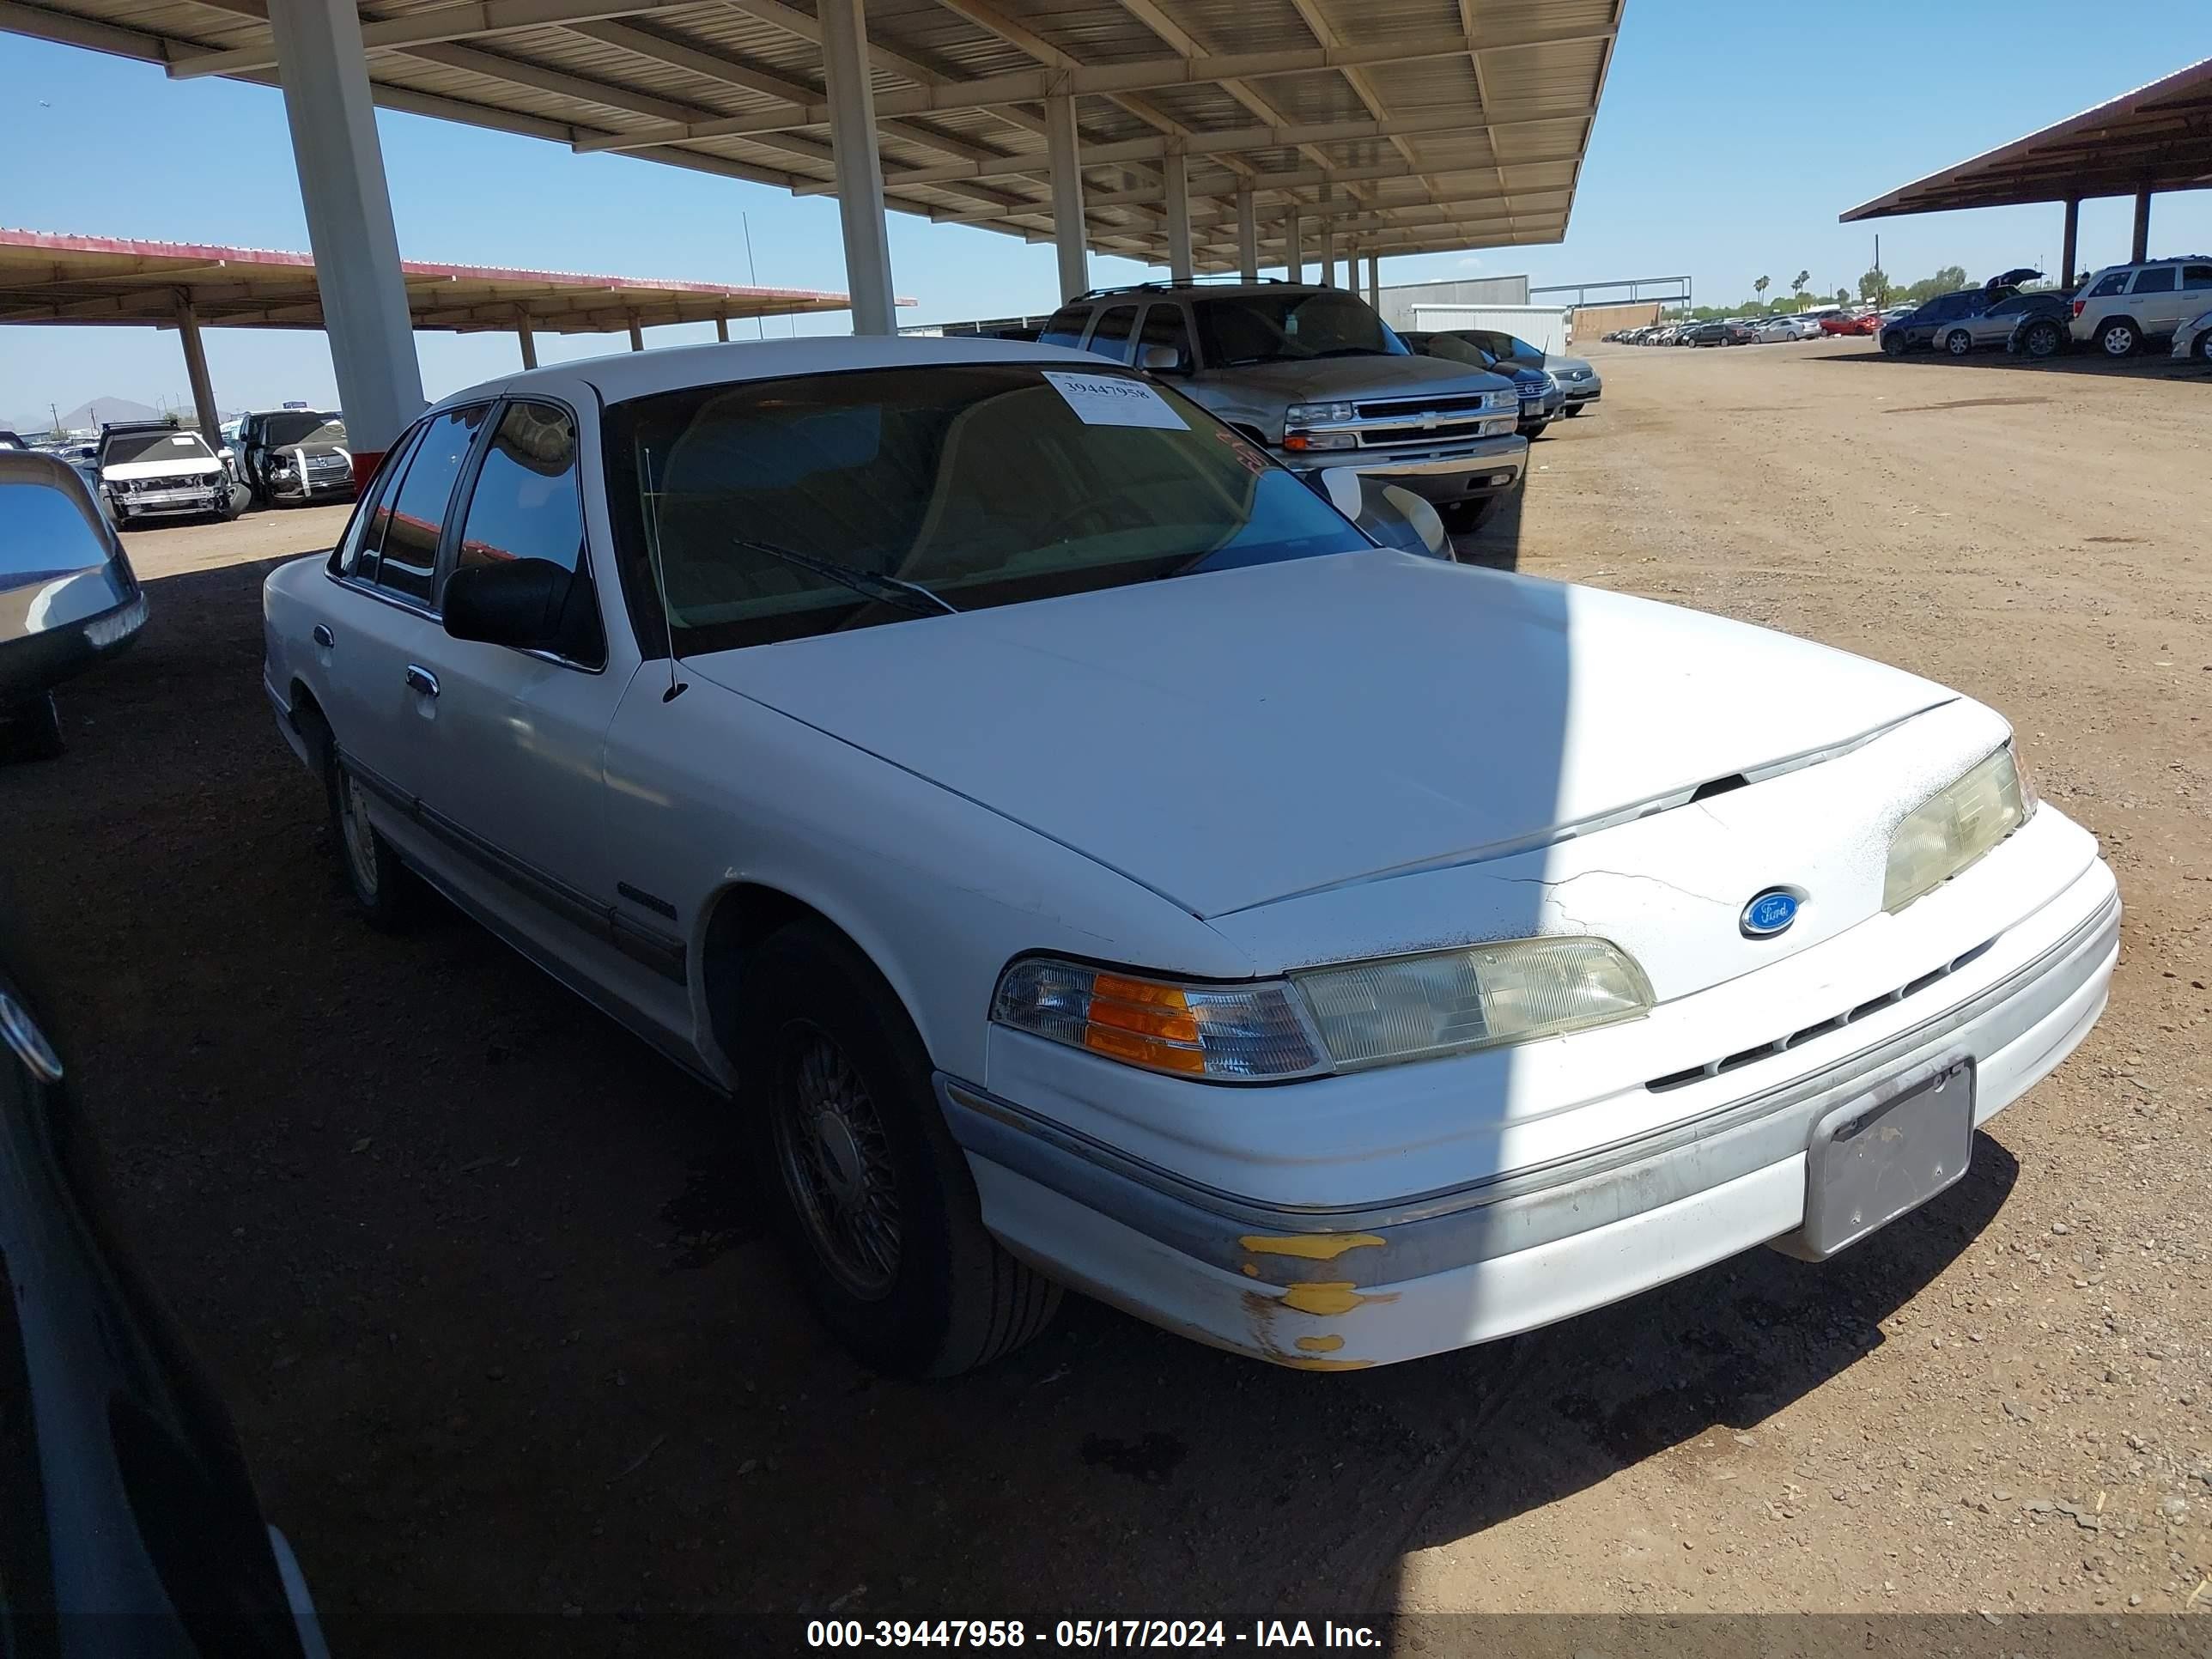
(95, 422, 243, 526)
(235, 409, 355, 508)
(262, 337, 2118, 1378)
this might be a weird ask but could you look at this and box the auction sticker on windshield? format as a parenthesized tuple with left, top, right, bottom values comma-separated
(1042, 370, 1188, 430)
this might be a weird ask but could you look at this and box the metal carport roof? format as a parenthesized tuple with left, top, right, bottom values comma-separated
(1840, 56, 2212, 222)
(0, 0, 1623, 270)
(0, 225, 858, 331)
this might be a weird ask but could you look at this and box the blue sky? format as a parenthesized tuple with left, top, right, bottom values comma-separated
(2, 2, 2207, 422)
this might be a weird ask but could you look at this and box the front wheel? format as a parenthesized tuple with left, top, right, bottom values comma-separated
(1945, 329, 1973, 356)
(1563, 404, 1585, 417)
(2098, 319, 2140, 358)
(2196, 331, 2212, 364)
(1523, 420, 1552, 440)
(742, 921, 1060, 1377)
(1881, 330, 1907, 356)
(2021, 319, 2065, 359)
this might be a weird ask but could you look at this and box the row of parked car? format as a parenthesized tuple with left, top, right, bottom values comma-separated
(1604, 258, 2212, 366)
(0, 407, 357, 532)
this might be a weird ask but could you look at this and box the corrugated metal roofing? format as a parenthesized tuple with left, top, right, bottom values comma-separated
(0, 226, 867, 332)
(3, 0, 1621, 268)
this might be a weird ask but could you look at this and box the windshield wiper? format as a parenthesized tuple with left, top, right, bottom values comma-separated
(728, 532, 957, 617)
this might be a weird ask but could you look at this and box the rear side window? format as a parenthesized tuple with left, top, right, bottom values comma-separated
(2185, 264, 2212, 290)
(1037, 305, 1091, 350)
(1085, 305, 1138, 364)
(456, 402, 584, 579)
(372, 404, 489, 605)
(2130, 266, 2176, 294)
(332, 422, 425, 581)
(2089, 270, 2130, 297)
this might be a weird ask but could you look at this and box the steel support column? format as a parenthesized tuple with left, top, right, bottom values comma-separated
(715, 315, 730, 343)
(2061, 198, 2080, 287)
(628, 318, 645, 352)
(2131, 190, 2151, 264)
(1320, 220, 1336, 288)
(1286, 209, 1304, 283)
(1044, 93, 1090, 302)
(1367, 251, 1380, 309)
(1236, 185, 1258, 283)
(173, 299, 222, 452)
(819, 0, 897, 335)
(1164, 149, 1194, 283)
(269, 0, 425, 476)
(516, 320, 538, 369)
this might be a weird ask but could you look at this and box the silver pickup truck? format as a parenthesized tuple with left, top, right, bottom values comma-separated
(1036, 281, 1528, 526)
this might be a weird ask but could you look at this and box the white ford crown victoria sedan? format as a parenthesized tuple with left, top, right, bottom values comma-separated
(263, 338, 2118, 1376)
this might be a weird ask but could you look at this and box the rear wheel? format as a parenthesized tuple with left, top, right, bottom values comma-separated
(2196, 331, 2212, 364)
(1944, 329, 1973, 356)
(742, 921, 1060, 1377)
(1881, 329, 1908, 356)
(325, 740, 416, 930)
(2097, 318, 2140, 358)
(2021, 319, 2065, 359)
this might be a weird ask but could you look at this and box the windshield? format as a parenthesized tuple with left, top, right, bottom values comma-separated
(603, 363, 1370, 653)
(264, 412, 344, 447)
(101, 429, 213, 466)
(1416, 333, 1500, 372)
(1192, 291, 1406, 366)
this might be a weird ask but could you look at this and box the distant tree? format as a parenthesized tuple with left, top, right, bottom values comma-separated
(1791, 269, 1811, 307)
(1859, 267, 1888, 304)
(1754, 275, 1771, 305)
(1835, 286, 1851, 306)
(1931, 264, 1968, 291)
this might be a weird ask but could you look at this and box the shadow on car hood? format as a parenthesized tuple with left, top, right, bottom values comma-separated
(687, 554, 1954, 919)
(1208, 354, 1513, 401)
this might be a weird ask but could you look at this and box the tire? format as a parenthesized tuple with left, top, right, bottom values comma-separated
(2096, 318, 2140, 358)
(1881, 330, 1907, 356)
(2197, 331, 2212, 365)
(1, 691, 65, 763)
(1945, 329, 1973, 356)
(740, 920, 1060, 1377)
(325, 739, 416, 930)
(2021, 319, 2065, 360)
(1523, 420, 1551, 440)
(1442, 495, 1499, 533)
(1563, 404, 1584, 416)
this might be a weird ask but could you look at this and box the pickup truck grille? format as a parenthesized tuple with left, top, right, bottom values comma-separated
(1355, 416, 1516, 448)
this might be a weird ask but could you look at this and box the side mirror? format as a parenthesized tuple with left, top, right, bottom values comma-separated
(1138, 343, 1188, 374)
(443, 557, 599, 660)
(1307, 469, 1452, 560)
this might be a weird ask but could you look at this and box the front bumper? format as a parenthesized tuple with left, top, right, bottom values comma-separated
(944, 848, 2118, 1370)
(1559, 378, 1601, 404)
(269, 470, 356, 502)
(1291, 434, 1528, 503)
(108, 483, 228, 518)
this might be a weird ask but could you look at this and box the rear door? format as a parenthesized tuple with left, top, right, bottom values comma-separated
(2126, 264, 2182, 332)
(1081, 304, 1138, 365)
(318, 404, 491, 854)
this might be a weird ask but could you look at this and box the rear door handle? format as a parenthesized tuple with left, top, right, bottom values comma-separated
(404, 665, 440, 699)
(312, 623, 335, 648)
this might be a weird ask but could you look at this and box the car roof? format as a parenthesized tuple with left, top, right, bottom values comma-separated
(429, 334, 1113, 415)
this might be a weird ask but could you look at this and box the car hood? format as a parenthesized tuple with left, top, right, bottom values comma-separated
(686, 553, 1957, 921)
(1544, 355, 1595, 375)
(100, 457, 222, 481)
(1203, 354, 1512, 400)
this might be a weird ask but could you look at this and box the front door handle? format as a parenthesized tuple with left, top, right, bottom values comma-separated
(404, 664, 440, 699)
(312, 623, 335, 648)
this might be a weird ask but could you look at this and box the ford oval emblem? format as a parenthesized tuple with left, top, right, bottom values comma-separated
(1741, 889, 1800, 939)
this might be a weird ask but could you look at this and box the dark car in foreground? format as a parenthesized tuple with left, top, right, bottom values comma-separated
(2002, 293, 2080, 360)
(0, 909, 330, 1655)
(1687, 320, 1756, 347)
(1, 451, 146, 760)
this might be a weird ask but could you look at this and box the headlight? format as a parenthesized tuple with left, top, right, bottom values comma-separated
(1282, 431, 1358, 452)
(991, 936, 1653, 1083)
(1296, 939, 1651, 1071)
(1882, 744, 2033, 913)
(1286, 400, 1356, 425)
(1484, 389, 1518, 411)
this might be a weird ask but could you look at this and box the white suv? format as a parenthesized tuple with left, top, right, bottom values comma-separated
(2069, 257, 2212, 356)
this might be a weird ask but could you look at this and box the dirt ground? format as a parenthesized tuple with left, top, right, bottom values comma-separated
(3, 336, 2207, 1654)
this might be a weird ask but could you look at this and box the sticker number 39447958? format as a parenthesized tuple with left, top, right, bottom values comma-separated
(1041, 370, 1190, 430)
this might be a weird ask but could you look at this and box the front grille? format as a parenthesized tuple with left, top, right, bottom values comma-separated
(1645, 938, 1997, 1093)
(1356, 416, 1515, 448)
(1352, 392, 1499, 422)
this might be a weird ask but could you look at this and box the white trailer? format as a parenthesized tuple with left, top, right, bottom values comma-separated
(1409, 302, 1572, 354)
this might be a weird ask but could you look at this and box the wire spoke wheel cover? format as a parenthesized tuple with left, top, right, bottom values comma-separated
(339, 775, 380, 899)
(773, 1023, 902, 1300)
